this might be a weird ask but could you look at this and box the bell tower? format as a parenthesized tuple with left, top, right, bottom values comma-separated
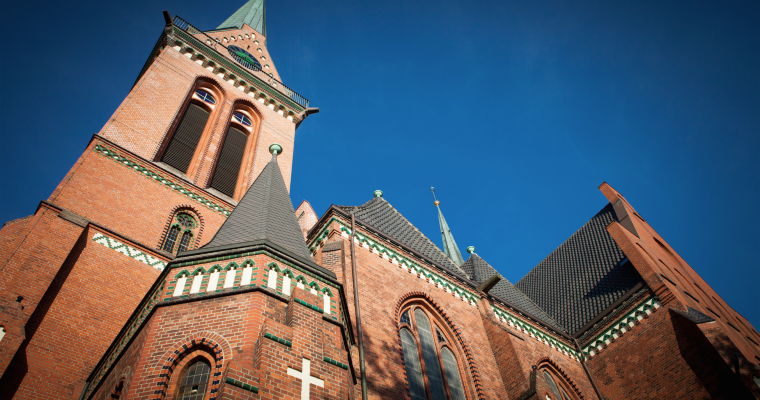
(0, 2, 316, 398)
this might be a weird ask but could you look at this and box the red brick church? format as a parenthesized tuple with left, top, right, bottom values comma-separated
(0, 1, 758, 399)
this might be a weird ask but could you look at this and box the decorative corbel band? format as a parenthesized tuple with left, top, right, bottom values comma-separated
(93, 144, 232, 217)
(491, 305, 580, 359)
(580, 295, 661, 358)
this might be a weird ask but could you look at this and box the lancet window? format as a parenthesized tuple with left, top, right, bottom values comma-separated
(209, 109, 255, 198)
(161, 89, 217, 174)
(398, 305, 468, 400)
(161, 211, 200, 254)
(541, 368, 575, 400)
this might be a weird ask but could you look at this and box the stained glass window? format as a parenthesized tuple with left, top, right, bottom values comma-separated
(176, 213, 196, 228)
(177, 360, 211, 400)
(400, 310, 411, 326)
(436, 327, 446, 343)
(163, 226, 179, 252)
(544, 370, 562, 399)
(194, 90, 215, 104)
(178, 232, 193, 253)
(441, 347, 467, 400)
(414, 309, 447, 399)
(400, 328, 426, 400)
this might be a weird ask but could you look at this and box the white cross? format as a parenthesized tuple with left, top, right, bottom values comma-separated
(287, 358, 324, 400)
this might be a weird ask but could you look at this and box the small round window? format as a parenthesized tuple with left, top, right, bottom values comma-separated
(195, 90, 216, 104)
(233, 112, 252, 126)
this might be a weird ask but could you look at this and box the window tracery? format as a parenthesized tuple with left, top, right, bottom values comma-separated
(398, 303, 469, 400)
(161, 210, 200, 254)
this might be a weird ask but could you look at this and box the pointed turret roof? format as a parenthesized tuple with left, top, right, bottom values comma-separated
(217, 0, 266, 35)
(199, 145, 311, 260)
(435, 202, 465, 266)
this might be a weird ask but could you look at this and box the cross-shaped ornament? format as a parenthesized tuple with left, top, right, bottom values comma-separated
(287, 358, 324, 400)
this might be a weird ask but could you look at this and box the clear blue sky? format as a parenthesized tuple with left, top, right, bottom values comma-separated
(1, 0, 758, 327)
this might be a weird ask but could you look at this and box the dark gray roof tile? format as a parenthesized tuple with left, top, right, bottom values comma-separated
(515, 203, 644, 334)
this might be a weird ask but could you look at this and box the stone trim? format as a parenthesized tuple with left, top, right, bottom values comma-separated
(310, 218, 480, 305)
(491, 305, 579, 360)
(93, 232, 167, 271)
(93, 144, 232, 217)
(580, 295, 662, 358)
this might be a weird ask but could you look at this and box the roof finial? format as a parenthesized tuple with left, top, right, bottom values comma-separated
(373, 190, 383, 198)
(431, 187, 465, 266)
(467, 246, 475, 254)
(430, 186, 440, 206)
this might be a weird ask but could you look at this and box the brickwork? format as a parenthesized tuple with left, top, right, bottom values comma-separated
(599, 183, 760, 392)
(0, 225, 163, 399)
(295, 200, 318, 240)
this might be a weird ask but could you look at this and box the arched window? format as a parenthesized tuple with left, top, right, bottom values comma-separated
(161, 89, 215, 173)
(176, 360, 211, 400)
(398, 305, 469, 400)
(161, 211, 199, 254)
(542, 369, 574, 400)
(209, 110, 254, 198)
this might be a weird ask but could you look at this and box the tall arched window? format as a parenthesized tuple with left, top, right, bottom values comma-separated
(209, 109, 253, 198)
(176, 360, 211, 400)
(398, 305, 468, 400)
(161, 211, 199, 254)
(161, 89, 216, 173)
(541, 368, 575, 400)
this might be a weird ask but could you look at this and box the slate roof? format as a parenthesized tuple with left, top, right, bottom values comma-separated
(515, 203, 644, 335)
(461, 253, 564, 331)
(199, 152, 311, 261)
(335, 197, 468, 278)
(217, 0, 266, 35)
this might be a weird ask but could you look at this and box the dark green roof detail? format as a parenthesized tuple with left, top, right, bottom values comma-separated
(199, 150, 311, 260)
(217, 0, 266, 35)
(436, 203, 465, 267)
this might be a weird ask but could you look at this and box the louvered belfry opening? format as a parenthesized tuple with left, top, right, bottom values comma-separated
(210, 126, 248, 198)
(161, 103, 210, 173)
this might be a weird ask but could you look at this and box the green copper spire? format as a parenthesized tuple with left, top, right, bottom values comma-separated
(430, 187, 465, 266)
(217, 0, 266, 36)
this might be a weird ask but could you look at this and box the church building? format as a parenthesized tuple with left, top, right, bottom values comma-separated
(0, 1, 759, 399)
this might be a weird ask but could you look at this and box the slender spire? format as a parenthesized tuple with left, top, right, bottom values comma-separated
(430, 187, 465, 266)
(198, 143, 311, 260)
(217, 0, 266, 36)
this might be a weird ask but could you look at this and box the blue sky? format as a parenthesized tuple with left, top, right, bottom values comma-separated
(1, 0, 758, 326)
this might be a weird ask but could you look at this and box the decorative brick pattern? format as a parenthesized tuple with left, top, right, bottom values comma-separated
(92, 232, 167, 270)
(581, 295, 662, 357)
(491, 305, 579, 359)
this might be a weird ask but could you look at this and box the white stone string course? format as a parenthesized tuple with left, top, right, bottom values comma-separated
(92, 232, 167, 271)
(491, 305, 580, 360)
(170, 262, 335, 316)
(581, 296, 661, 358)
(308, 222, 479, 307)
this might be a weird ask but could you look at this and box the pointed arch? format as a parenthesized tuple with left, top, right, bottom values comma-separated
(158, 206, 203, 254)
(395, 292, 486, 400)
(535, 357, 586, 400)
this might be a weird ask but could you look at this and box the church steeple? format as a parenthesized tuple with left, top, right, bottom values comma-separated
(431, 187, 465, 266)
(217, 0, 267, 36)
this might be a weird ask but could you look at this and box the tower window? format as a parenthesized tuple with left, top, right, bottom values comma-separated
(162, 226, 180, 252)
(161, 212, 199, 254)
(210, 126, 248, 198)
(177, 360, 211, 400)
(233, 112, 252, 126)
(161, 102, 211, 173)
(177, 231, 194, 253)
(194, 90, 216, 104)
